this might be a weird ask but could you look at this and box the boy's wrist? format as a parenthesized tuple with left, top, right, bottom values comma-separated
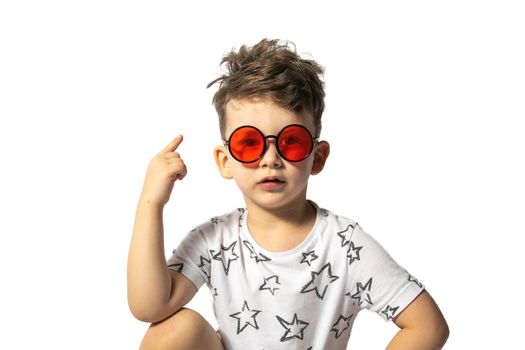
(138, 196, 165, 210)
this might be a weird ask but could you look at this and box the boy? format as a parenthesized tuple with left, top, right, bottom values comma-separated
(128, 38, 449, 350)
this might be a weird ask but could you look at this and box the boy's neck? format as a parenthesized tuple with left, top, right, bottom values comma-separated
(245, 199, 316, 232)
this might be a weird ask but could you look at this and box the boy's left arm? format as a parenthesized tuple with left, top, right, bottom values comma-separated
(386, 290, 449, 350)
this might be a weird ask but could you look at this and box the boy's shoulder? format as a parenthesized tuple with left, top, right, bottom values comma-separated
(190, 207, 246, 232)
(210, 207, 246, 225)
(313, 202, 359, 228)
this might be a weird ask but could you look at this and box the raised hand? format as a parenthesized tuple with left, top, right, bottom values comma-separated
(139, 135, 188, 207)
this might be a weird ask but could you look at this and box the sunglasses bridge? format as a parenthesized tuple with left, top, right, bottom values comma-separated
(258, 134, 320, 146)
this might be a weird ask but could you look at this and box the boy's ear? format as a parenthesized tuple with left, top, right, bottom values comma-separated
(311, 141, 330, 175)
(213, 145, 233, 179)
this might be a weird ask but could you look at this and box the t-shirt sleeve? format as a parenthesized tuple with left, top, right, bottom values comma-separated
(166, 221, 214, 291)
(348, 223, 425, 322)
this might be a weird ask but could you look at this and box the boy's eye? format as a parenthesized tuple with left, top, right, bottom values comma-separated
(240, 137, 260, 147)
(282, 136, 298, 145)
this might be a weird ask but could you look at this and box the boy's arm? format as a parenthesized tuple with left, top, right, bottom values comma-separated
(127, 135, 196, 323)
(127, 200, 197, 323)
(386, 290, 449, 350)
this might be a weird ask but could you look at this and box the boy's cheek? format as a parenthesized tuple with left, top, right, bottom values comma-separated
(241, 161, 260, 169)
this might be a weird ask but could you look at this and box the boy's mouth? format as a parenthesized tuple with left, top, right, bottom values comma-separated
(258, 176, 285, 184)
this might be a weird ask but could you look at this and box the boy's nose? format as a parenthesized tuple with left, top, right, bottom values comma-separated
(259, 139, 283, 168)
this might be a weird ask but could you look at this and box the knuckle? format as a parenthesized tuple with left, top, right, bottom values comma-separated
(170, 158, 184, 167)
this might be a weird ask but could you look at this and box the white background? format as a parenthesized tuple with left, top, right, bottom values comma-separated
(1, 1, 523, 349)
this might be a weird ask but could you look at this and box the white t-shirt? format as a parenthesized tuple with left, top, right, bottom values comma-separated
(167, 201, 425, 350)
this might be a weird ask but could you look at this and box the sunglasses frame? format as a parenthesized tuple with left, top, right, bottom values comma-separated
(223, 123, 319, 163)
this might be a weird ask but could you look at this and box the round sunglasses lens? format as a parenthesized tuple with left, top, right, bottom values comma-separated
(229, 127, 264, 162)
(278, 125, 313, 161)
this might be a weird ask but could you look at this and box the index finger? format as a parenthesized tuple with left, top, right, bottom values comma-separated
(159, 134, 183, 155)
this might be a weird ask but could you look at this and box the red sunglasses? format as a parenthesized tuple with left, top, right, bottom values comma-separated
(224, 124, 318, 163)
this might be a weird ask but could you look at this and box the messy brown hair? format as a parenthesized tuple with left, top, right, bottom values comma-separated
(206, 38, 326, 139)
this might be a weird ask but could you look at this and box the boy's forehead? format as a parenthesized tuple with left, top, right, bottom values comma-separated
(226, 97, 278, 114)
(224, 97, 315, 134)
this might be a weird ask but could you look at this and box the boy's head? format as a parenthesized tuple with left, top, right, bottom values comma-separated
(207, 38, 326, 139)
(209, 39, 330, 212)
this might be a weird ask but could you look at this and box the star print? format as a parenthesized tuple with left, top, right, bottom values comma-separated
(275, 313, 309, 342)
(346, 278, 373, 306)
(301, 263, 340, 300)
(198, 255, 211, 280)
(211, 216, 225, 224)
(337, 223, 356, 248)
(238, 208, 246, 227)
(408, 274, 423, 288)
(381, 305, 399, 320)
(212, 241, 239, 275)
(259, 275, 281, 295)
(346, 241, 363, 265)
(242, 241, 271, 263)
(300, 250, 319, 266)
(331, 314, 353, 339)
(167, 262, 183, 273)
(229, 300, 262, 334)
(209, 281, 219, 298)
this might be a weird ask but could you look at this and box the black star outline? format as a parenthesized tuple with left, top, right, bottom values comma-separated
(198, 255, 211, 280)
(300, 263, 340, 300)
(300, 250, 319, 266)
(229, 300, 262, 334)
(381, 305, 399, 320)
(211, 241, 239, 275)
(211, 216, 225, 224)
(408, 274, 423, 288)
(275, 313, 309, 342)
(337, 223, 356, 248)
(209, 281, 219, 298)
(237, 208, 246, 228)
(346, 277, 373, 306)
(167, 262, 183, 273)
(330, 314, 354, 339)
(259, 275, 281, 295)
(242, 240, 271, 263)
(346, 241, 363, 265)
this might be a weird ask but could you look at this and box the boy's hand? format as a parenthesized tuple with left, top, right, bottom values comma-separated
(139, 135, 187, 207)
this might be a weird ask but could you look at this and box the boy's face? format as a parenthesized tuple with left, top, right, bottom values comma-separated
(213, 97, 330, 212)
